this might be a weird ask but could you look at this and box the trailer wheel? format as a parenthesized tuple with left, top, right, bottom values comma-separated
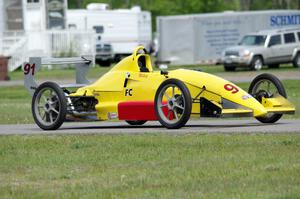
(125, 120, 147, 125)
(155, 79, 192, 129)
(97, 60, 111, 67)
(224, 64, 236, 71)
(32, 82, 67, 130)
(248, 73, 286, 123)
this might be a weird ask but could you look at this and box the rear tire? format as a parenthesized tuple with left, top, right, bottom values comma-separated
(32, 82, 67, 130)
(125, 120, 147, 125)
(224, 65, 236, 71)
(293, 53, 300, 68)
(248, 73, 286, 123)
(250, 56, 263, 71)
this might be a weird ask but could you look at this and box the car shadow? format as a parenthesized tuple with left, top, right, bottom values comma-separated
(185, 122, 281, 128)
(58, 121, 282, 131)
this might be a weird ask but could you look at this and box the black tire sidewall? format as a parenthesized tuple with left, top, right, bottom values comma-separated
(154, 79, 192, 129)
(248, 73, 286, 123)
(32, 82, 67, 130)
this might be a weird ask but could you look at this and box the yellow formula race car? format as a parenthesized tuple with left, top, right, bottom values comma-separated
(24, 46, 295, 130)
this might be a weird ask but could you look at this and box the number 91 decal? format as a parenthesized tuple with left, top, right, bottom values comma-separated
(23, 63, 36, 76)
(224, 83, 239, 94)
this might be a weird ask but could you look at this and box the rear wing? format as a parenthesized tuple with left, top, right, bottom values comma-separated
(24, 56, 92, 96)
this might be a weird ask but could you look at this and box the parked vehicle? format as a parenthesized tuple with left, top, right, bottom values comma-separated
(221, 28, 300, 71)
(67, 4, 152, 65)
(95, 39, 113, 66)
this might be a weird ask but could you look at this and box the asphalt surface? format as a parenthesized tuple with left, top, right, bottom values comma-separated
(0, 119, 299, 135)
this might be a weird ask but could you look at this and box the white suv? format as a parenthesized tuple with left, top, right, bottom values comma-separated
(221, 28, 300, 71)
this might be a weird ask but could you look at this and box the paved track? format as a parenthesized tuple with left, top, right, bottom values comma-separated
(0, 119, 299, 135)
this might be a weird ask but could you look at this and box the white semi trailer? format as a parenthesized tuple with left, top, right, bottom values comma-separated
(157, 10, 300, 66)
(67, 4, 152, 65)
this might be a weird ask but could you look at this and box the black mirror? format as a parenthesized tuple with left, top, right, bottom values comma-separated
(160, 70, 169, 76)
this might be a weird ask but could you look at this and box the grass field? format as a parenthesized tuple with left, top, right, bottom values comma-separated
(0, 80, 299, 124)
(0, 134, 300, 198)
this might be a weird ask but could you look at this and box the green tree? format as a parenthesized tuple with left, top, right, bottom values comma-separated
(67, 0, 300, 30)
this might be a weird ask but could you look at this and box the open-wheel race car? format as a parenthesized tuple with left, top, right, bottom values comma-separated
(24, 46, 295, 130)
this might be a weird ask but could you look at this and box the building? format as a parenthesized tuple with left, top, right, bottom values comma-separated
(0, 0, 94, 71)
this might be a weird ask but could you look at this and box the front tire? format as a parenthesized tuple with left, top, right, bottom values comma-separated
(248, 73, 286, 123)
(250, 56, 263, 71)
(32, 82, 67, 130)
(154, 79, 192, 129)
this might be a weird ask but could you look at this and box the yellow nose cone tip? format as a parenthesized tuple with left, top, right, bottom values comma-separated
(253, 108, 268, 117)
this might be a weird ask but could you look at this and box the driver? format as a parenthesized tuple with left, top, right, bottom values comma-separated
(138, 56, 149, 72)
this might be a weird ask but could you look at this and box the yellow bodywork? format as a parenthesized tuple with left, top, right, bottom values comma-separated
(71, 46, 295, 121)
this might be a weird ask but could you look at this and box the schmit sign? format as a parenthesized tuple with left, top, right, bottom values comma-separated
(271, 14, 300, 26)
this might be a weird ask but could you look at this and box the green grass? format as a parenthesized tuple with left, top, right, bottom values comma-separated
(0, 80, 299, 124)
(0, 86, 32, 124)
(0, 134, 300, 198)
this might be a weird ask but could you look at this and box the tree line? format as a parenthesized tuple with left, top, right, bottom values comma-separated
(68, 0, 300, 30)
